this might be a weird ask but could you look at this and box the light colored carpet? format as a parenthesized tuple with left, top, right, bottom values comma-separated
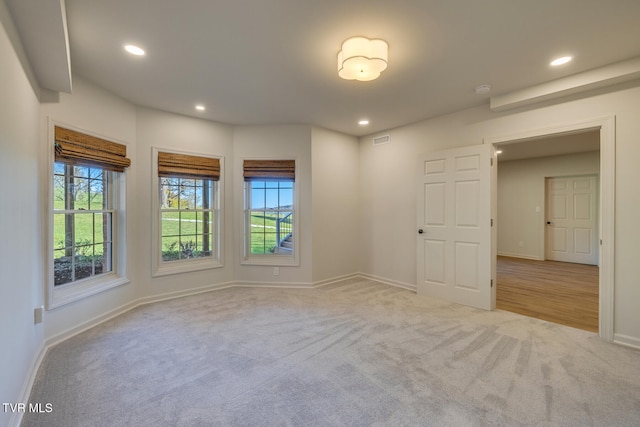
(23, 278, 640, 426)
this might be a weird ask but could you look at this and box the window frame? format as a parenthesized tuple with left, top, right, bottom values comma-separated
(241, 158, 299, 267)
(47, 122, 129, 309)
(151, 147, 224, 277)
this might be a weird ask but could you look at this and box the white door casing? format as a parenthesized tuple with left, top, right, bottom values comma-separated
(417, 144, 496, 310)
(545, 175, 598, 265)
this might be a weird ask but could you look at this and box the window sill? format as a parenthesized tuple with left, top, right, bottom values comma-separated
(153, 258, 223, 278)
(49, 274, 130, 310)
(241, 255, 299, 267)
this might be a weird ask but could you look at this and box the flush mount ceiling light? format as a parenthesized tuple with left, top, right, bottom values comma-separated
(550, 56, 572, 66)
(358, 119, 370, 125)
(124, 44, 145, 56)
(338, 37, 388, 82)
(195, 104, 206, 111)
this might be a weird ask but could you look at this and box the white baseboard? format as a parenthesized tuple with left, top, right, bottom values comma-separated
(614, 333, 640, 351)
(357, 273, 416, 292)
(9, 342, 46, 427)
(497, 252, 543, 261)
(313, 273, 361, 288)
(135, 281, 236, 306)
(234, 280, 314, 289)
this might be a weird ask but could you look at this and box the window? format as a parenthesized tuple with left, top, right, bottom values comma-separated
(50, 126, 130, 308)
(154, 150, 221, 275)
(243, 159, 297, 264)
(53, 163, 114, 286)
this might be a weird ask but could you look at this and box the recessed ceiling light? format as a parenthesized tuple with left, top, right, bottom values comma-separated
(475, 84, 491, 95)
(358, 119, 370, 125)
(550, 56, 572, 66)
(195, 104, 206, 111)
(124, 44, 145, 56)
(495, 150, 503, 155)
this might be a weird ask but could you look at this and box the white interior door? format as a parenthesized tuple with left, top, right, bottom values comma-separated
(545, 175, 598, 265)
(416, 144, 496, 310)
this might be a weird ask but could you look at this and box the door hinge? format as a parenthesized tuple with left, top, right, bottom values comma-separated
(491, 279, 494, 288)
(490, 158, 494, 166)
(491, 218, 494, 227)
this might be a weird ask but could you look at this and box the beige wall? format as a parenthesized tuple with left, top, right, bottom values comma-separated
(39, 77, 139, 340)
(311, 127, 360, 283)
(497, 151, 600, 260)
(358, 84, 640, 347)
(0, 3, 43, 425)
(233, 125, 314, 285)
(134, 107, 235, 298)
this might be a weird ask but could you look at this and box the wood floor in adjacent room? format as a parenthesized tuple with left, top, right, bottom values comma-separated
(496, 256, 599, 333)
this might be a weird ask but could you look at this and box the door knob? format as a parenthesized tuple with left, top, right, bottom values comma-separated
(418, 229, 424, 234)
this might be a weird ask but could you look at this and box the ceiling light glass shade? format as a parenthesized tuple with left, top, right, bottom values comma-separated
(338, 37, 388, 81)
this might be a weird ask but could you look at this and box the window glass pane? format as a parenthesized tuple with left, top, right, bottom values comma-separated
(265, 189, 279, 209)
(180, 180, 196, 209)
(74, 214, 94, 247)
(74, 252, 94, 282)
(250, 231, 267, 255)
(180, 211, 196, 236)
(92, 213, 109, 245)
(73, 176, 89, 210)
(159, 174, 218, 264)
(74, 166, 88, 178)
(251, 188, 264, 209)
(53, 214, 67, 250)
(88, 178, 105, 210)
(161, 211, 180, 237)
(53, 249, 72, 286)
(244, 179, 294, 258)
(162, 236, 180, 261)
(165, 185, 180, 208)
(53, 175, 66, 209)
(280, 188, 293, 207)
(195, 185, 203, 209)
(179, 238, 197, 259)
(88, 167, 102, 180)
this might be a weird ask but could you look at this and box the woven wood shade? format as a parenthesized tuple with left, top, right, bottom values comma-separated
(54, 126, 131, 172)
(158, 152, 220, 180)
(243, 160, 295, 181)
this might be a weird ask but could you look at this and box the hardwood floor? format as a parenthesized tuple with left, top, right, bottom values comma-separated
(496, 256, 599, 333)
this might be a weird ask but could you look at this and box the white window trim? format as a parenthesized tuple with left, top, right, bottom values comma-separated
(241, 158, 299, 267)
(151, 147, 224, 278)
(46, 120, 129, 310)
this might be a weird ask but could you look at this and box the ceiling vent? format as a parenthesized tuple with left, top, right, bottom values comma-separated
(372, 135, 390, 146)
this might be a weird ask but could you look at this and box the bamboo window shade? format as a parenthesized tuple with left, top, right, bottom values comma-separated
(243, 160, 295, 181)
(54, 126, 131, 172)
(158, 152, 220, 180)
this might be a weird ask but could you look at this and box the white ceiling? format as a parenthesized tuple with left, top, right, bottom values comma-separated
(496, 130, 600, 162)
(7, 0, 640, 136)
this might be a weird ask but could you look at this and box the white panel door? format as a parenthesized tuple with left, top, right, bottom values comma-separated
(545, 175, 598, 265)
(417, 144, 495, 310)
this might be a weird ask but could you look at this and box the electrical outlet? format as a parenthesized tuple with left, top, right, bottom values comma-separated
(273, 267, 280, 276)
(34, 306, 44, 324)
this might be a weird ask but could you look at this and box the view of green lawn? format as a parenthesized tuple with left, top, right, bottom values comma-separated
(161, 210, 214, 260)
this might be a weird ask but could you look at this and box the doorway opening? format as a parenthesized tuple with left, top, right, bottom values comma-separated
(488, 118, 614, 339)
